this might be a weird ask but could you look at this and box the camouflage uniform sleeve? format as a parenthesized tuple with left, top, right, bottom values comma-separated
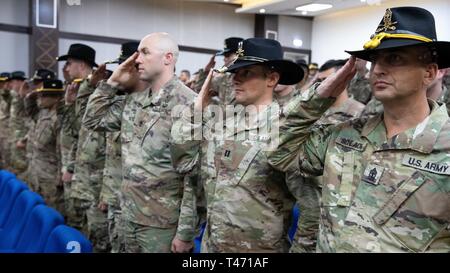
(24, 94, 40, 121)
(174, 168, 199, 242)
(82, 80, 125, 132)
(170, 102, 203, 242)
(192, 69, 207, 93)
(267, 84, 335, 174)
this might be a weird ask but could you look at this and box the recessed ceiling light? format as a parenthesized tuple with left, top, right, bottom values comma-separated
(360, 0, 366, 2)
(302, 10, 307, 15)
(259, 9, 266, 13)
(224, 0, 229, 2)
(296, 3, 333, 12)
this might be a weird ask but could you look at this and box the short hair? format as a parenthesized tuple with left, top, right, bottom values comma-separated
(181, 70, 190, 77)
(319, 59, 347, 72)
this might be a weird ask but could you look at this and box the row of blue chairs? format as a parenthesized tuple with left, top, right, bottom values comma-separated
(0, 170, 92, 253)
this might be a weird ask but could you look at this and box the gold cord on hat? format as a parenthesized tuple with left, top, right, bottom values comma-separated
(363, 32, 433, 50)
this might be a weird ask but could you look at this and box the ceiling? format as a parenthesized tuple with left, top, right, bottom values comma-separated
(186, 0, 389, 17)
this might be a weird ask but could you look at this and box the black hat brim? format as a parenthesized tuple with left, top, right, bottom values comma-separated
(226, 59, 304, 85)
(346, 40, 450, 69)
(215, 49, 232, 56)
(57, 54, 99, 68)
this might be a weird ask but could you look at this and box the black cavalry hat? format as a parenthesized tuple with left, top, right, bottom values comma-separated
(222, 38, 304, 85)
(216, 37, 244, 56)
(346, 7, 450, 68)
(107, 41, 140, 65)
(10, 71, 27, 81)
(34, 79, 65, 95)
(29, 69, 56, 82)
(0, 72, 11, 82)
(57, 43, 98, 67)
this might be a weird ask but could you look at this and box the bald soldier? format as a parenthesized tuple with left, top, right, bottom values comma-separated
(83, 33, 198, 253)
(268, 7, 450, 252)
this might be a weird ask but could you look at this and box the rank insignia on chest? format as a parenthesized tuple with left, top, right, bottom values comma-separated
(224, 150, 231, 158)
(362, 164, 385, 185)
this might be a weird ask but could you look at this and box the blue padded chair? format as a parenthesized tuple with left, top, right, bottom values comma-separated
(0, 190, 45, 249)
(193, 222, 206, 253)
(0, 170, 16, 197)
(11, 205, 64, 253)
(0, 178, 28, 228)
(44, 225, 92, 253)
(288, 203, 300, 243)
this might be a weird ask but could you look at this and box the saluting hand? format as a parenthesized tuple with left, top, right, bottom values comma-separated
(107, 52, 140, 90)
(195, 69, 215, 111)
(65, 81, 80, 105)
(317, 56, 357, 98)
(204, 55, 216, 73)
(89, 64, 108, 88)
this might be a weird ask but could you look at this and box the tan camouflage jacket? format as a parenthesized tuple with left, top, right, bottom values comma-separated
(83, 77, 199, 241)
(269, 86, 450, 253)
(175, 101, 296, 252)
(288, 97, 365, 253)
(71, 79, 111, 203)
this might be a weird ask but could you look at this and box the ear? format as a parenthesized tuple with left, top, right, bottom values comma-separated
(423, 63, 438, 86)
(266, 71, 280, 88)
(164, 52, 174, 65)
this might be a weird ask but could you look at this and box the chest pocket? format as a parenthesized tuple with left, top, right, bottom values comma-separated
(373, 171, 450, 252)
(37, 118, 54, 147)
(323, 151, 358, 207)
(231, 145, 261, 186)
(133, 109, 161, 146)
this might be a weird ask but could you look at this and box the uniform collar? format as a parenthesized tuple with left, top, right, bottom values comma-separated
(227, 101, 280, 136)
(436, 85, 449, 105)
(142, 75, 179, 108)
(361, 100, 449, 153)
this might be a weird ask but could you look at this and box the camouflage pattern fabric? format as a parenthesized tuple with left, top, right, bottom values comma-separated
(83, 77, 198, 252)
(269, 86, 450, 252)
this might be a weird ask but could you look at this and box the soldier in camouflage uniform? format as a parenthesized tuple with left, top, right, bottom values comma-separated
(287, 60, 364, 253)
(175, 38, 305, 252)
(268, 7, 450, 252)
(57, 44, 98, 237)
(6, 71, 27, 176)
(26, 80, 65, 213)
(59, 63, 79, 220)
(98, 42, 140, 253)
(58, 43, 114, 252)
(12, 70, 56, 181)
(83, 33, 198, 253)
(0, 72, 12, 169)
(194, 37, 243, 105)
(348, 58, 372, 104)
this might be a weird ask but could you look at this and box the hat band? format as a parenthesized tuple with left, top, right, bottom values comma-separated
(237, 56, 269, 62)
(36, 88, 64, 92)
(364, 32, 433, 50)
(0, 77, 8, 81)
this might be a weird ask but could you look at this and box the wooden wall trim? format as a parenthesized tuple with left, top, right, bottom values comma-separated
(0, 23, 31, 34)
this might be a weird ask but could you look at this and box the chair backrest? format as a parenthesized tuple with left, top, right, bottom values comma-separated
(288, 203, 300, 243)
(194, 222, 206, 253)
(0, 190, 45, 249)
(0, 179, 28, 227)
(44, 225, 92, 253)
(14, 205, 64, 253)
(0, 170, 16, 197)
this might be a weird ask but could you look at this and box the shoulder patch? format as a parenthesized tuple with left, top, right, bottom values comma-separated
(336, 137, 367, 151)
(402, 155, 450, 176)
